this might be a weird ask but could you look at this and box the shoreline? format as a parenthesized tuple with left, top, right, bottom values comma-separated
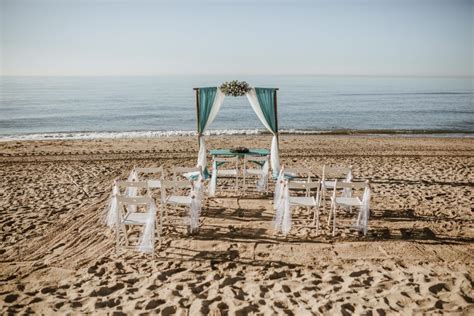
(0, 129, 473, 142)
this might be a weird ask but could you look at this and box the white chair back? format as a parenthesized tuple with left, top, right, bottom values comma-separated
(214, 156, 239, 167)
(284, 167, 313, 182)
(115, 180, 150, 196)
(172, 166, 203, 182)
(322, 165, 352, 181)
(160, 179, 193, 203)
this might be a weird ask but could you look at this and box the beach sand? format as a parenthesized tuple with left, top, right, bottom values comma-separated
(0, 135, 473, 314)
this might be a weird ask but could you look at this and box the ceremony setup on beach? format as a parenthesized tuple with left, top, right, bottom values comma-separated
(105, 82, 372, 256)
(1, 81, 472, 314)
(1, 0, 473, 314)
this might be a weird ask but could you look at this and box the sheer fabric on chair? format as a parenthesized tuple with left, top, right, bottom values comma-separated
(329, 180, 371, 236)
(273, 180, 321, 236)
(273, 179, 290, 235)
(105, 180, 150, 229)
(115, 195, 159, 255)
(161, 179, 201, 233)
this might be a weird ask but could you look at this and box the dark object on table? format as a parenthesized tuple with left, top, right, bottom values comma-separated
(230, 147, 249, 153)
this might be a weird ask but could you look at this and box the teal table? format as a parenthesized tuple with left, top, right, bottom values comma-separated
(209, 148, 270, 157)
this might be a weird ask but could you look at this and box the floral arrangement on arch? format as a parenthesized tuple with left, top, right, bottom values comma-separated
(220, 80, 251, 97)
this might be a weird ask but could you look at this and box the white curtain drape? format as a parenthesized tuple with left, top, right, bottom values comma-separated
(197, 89, 225, 175)
(246, 88, 280, 176)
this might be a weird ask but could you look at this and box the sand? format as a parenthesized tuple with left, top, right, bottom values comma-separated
(0, 135, 473, 315)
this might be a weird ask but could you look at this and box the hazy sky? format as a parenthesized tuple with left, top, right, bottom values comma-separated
(0, 0, 472, 76)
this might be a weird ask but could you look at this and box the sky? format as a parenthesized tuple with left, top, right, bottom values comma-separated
(0, 0, 472, 77)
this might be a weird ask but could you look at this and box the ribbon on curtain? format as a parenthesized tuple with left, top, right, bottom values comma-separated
(196, 87, 225, 178)
(246, 88, 280, 177)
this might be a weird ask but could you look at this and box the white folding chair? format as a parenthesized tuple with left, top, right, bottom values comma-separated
(172, 166, 203, 185)
(115, 195, 160, 255)
(115, 180, 150, 211)
(283, 167, 313, 182)
(329, 180, 371, 236)
(282, 167, 317, 199)
(135, 166, 165, 190)
(210, 156, 239, 193)
(173, 166, 205, 200)
(288, 181, 321, 234)
(320, 165, 353, 219)
(115, 180, 149, 193)
(160, 179, 201, 232)
(242, 155, 269, 193)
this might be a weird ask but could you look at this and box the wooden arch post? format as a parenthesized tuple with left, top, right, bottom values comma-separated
(194, 88, 200, 146)
(273, 88, 279, 150)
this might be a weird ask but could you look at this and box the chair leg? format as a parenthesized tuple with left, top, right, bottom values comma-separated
(314, 206, 320, 235)
(332, 205, 337, 237)
(122, 225, 129, 246)
(356, 208, 361, 227)
(159, 205, 164, 249)
(115, 224, 120, 254)
(327, 207, 332, 226)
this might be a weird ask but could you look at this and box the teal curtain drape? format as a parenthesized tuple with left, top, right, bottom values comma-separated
(198, 87, 217, 134)
(255, 88, 277, 133)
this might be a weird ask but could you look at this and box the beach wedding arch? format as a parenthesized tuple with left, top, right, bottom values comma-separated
(193, 81, 280, 178)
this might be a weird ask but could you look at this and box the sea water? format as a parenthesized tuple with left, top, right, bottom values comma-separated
(0, 75, 472, 140)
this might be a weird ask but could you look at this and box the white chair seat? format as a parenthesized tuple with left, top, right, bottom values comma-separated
(148, 180, 161, 189)
(323, 180, 336, 188)
(122, 212, 149, 225)
(244, 169, 264, 175)
(167, 195, 192, 205)
(218, 169, 238, 176)
(333, 197, 362, 207)
(289, 196, 317, 207)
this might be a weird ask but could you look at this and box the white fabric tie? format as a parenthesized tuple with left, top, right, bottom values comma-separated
(138, 199, 157, 253)
(256, 160, 269, 192)
(105, 184, 119, 229)
(208, 160, 217, 197)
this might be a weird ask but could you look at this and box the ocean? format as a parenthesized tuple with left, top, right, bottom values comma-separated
(0, 75, 472, 140)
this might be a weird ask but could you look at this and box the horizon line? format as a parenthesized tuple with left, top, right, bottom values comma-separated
(1, 74, 473, 78)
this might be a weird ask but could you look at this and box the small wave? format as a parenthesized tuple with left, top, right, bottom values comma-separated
(337, 92, 472, 96)
(0, 129, 264, 141)
(0, 129, 472, 141)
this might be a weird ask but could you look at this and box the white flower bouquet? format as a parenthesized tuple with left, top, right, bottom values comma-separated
(220, 80, 251, 97)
